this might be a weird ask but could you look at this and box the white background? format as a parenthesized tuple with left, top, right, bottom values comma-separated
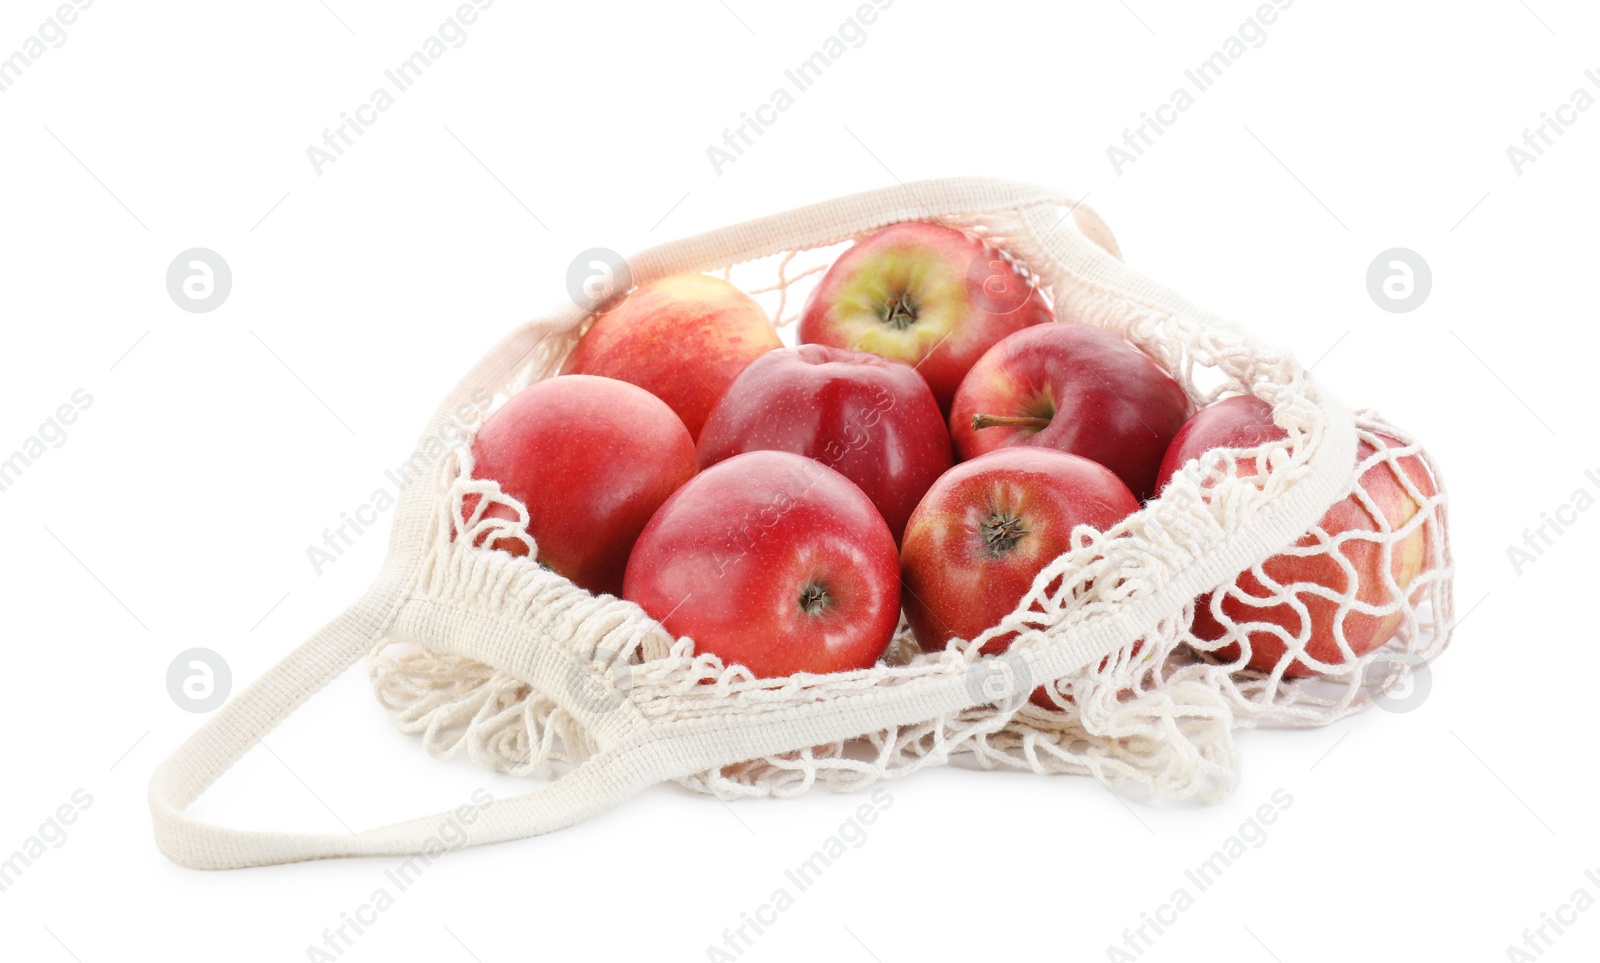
(1, 0, 1594, 960)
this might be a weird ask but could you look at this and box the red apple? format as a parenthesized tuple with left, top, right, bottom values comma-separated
(1155, 395, 1437, 678)
(949, 322, 1193, 503)
(623, 450, 900, 678)
(469, 374, 696, 597)
(696, 345, 953, 544)
(561, 273, 782, 440)
(901, 447, 1140, 665)
(798, 222, 1054, 412)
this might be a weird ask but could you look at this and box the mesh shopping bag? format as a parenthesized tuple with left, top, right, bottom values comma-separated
(150, 177, 1452, 869)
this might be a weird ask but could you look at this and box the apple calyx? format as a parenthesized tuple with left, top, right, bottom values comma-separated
(979, 512, 1029, 558)
(971, 413, 1052, 431)
(798, 582, 832, 615)
(880, 292, 919, 331)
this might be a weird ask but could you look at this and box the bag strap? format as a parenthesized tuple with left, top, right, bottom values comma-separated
(147, 572, 684, 869)
(625, 177, 1093, 283)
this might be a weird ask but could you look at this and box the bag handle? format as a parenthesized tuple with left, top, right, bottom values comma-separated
(624, 177, 1093, 283)
(147, 574, 680, 869)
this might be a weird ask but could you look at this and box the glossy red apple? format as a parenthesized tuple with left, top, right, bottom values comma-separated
(949, 322, 1193, 502)
(469, 375, 696, 597)
(798, 222, 1054, 412)
(561, 274, 782, 440)
(1155, 395, 1437, 678)
(624, 450, 901, 678)
(696, 345, 953, 544)
(901, 447, 1140, 665)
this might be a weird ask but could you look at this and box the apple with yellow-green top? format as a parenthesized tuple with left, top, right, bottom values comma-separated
(799, 222, 1054, 412)
(562, 274, 782, 440)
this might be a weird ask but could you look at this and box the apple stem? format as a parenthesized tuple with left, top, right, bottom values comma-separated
(980, 513, 1029, 558)
(882, 293, 918, 331)
(799, 583, 831, 616)
(971, 413, 1051, 431)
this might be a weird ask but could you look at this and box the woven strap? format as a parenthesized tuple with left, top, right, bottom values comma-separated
(148, 177, 1356, 869)
(146, 586, 667, 869)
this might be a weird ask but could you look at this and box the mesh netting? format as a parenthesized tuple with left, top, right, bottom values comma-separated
(368, 203, 1452, 804)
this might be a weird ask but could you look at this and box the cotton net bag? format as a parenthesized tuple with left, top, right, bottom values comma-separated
(149, 178, 1453, 869)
